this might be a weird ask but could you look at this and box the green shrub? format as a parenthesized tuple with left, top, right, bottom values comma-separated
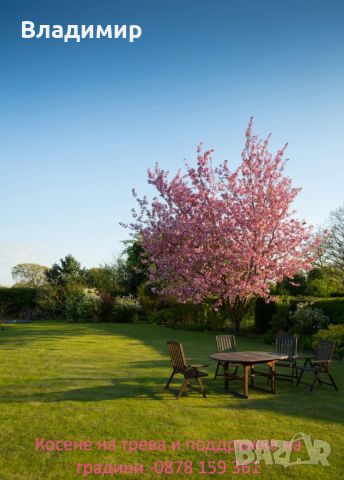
(65, 288, 101, 322)
(264, 296, 344, 325)
(289, 302, 329, 350)
(263, 329, 275, 345)
(36, 286, 61, 316)
(186, 322, 206, 332)
(150, 309, 175, 325)
(313, 324, 344, 359)
(110, 296, 142, 323)
(147, 302, 221, 330)
(289, 303, 329, 336)
(136, 283, 161, 316)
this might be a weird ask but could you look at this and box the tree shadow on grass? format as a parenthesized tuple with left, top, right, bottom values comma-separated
(0, 327, 89, 348)
(0, 368, 341, 419)
(0, 320, 223, 357)
(0, 376, 202, 403)
(0, 321, 343, 425)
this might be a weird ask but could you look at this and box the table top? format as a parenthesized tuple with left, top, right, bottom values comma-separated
(210, 351, 289, 364)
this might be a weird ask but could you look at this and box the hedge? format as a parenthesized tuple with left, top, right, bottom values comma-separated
(254, 298, 277, 333)
(0, 287, 38, 315)
(255, 296, 344, 332)
(312, 298, 344, 325)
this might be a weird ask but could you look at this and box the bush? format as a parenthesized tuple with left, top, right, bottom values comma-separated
(289, 302, 329, 350)
(99, 292, 115, 321)
(36, 286, 61, 317)
(0, 287, 37, 316)
(254, 298, 277, 333)
(313, 324, 344, 360)
(263, 329, 275, 345)
(136, 283, 161, 316)
(65, 288, 101, 322)
(150, 308, 175, 325)
(263, 296, 344, 325)
(110, 296, 142, 323)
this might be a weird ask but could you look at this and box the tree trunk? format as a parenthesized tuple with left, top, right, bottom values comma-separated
(225, 297, 253, 333)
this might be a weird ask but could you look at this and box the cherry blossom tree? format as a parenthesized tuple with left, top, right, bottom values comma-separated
(127, 119, 322, 330)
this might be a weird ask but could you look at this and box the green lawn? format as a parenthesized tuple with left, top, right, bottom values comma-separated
(0, 321, 343, 479)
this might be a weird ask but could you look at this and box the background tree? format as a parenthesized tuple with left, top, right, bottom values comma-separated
(323, 205, 344, 282)
(305, 266, 344, 297)
(45, 254, 86, 287)
(128, 119, 322, 330)
(272, 272, 308, 296)
(117, 240, 147, 295)
(86, 263, 122, 294)
(11, 263, 48, 287)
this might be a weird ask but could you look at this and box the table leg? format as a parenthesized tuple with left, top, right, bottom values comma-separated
(244, 366, 249, 398)
(224, 362, 229, 389)
(250, 365, 255, 387)
(271, 361, 276, 393)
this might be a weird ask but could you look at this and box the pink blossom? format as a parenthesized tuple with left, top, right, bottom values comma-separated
(126, 120, 323, 322)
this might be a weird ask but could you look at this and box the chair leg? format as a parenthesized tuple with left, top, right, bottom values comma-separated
(224, 363, 229, 389)
(164, 370, 175, 390)
(310, 370, 320, 392)
(176, 379, 188, 399)
(227, 365, 237, 378)
(196, 377, 206, 398)
(326, 368, 339, 391)
(291, 363, 296, 384)
(296, 368, 304, 385)
(214, 362, 220, 379)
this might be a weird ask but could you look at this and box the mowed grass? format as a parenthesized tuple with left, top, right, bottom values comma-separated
(0, 321, 343, 480)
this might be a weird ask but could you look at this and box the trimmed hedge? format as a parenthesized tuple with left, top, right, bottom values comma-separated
(0, 287, 38, 315)
(149, 302, 234, 332)
(254, 298, 276, 333)
(255, 296, 344, 333)
(312, 298, 344, 325)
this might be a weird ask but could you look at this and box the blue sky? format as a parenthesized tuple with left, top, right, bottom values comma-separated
(1, 0, 344, 285)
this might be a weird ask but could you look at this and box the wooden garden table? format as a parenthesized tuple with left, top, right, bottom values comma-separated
(210, 351, 289, 399)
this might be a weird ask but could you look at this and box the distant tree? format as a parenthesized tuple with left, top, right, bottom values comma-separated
(11, 263, 48, 287)
(323, 206, 344, 282)
(45, 254, 86, 287)
(117, 240, 147, 295)
(306, 266, 344, 297)
(273, 272, 308, 296)
(86, 263, 122, 294)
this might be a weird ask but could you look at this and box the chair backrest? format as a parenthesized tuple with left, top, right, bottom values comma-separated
(167, 341, 187, 371)
(275, 335, 298, 357)
(314, 339, 335, 362)
(216, 335, 236, 353)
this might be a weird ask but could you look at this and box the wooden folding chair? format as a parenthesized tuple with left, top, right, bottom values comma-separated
(275, 335, 299, 384)
(296, 340, 338, 392)
(214, 335, 240, 380)
(165, 341, 208, 399)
